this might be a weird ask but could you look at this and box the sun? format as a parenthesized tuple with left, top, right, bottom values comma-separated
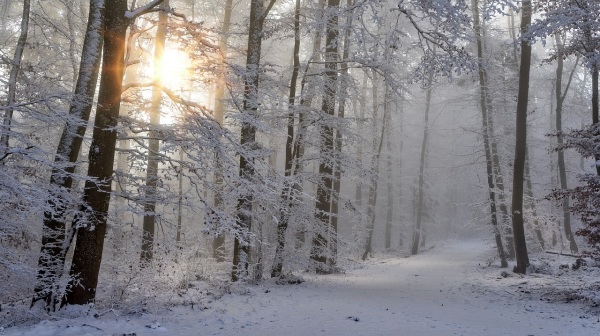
(155, 47, 191, 90)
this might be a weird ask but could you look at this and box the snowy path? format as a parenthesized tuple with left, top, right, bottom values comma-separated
(5, 240, 598, 335)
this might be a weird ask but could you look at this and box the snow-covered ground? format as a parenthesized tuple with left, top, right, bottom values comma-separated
(2, 239, 599, 336)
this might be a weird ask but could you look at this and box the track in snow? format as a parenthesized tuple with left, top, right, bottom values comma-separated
(6, 239, 598, 335)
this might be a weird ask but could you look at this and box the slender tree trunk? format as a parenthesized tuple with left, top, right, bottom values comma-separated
(140, 0, 169, 265)
(397, 90, 405, 248)
(176, 149, 184, 245)
(310, 0, 340, 272)
(471, 0, 507, 267)
(1, 0, 30, 154)
(271, 0, 301, 278)
(63, 0, 129, 305)
(33, 0, 105, 309)
(292, 0, 326, 248)
(384, 101, 393, 249)
(511, 0, 532, 274)
(355, 74, 367, 210)
(232, 0, 275, 281)
(593, 67, 599, 175)
(211, 0, 233, 262)
(361, 102, 388, 261)
(330, 0, 353, 266)
(411, 69, 434, 256)
(554, 34, 578, 253)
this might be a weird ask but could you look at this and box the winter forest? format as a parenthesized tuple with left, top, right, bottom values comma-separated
(1, 0, 600, 334)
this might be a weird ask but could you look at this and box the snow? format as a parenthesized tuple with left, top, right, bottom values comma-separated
(3, 239, 599, 335)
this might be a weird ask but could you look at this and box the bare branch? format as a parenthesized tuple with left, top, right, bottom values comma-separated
(125, 0, 166, 21)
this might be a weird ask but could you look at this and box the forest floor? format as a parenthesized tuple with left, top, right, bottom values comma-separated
(2, 239, 600, 335)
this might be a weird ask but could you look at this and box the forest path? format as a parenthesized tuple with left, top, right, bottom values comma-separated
(170, 239, 594, 336)
(7, 239, 597, 335)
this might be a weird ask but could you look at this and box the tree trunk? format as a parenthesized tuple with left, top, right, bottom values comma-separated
(330, 0, 353, 267)
(140, 0, 169, 265)
(411, 69, 434, 256)
(510, 0, 532, 274)
(271, 0, 301, 278)
(554, 34, 578, 253)
(593, 67, 599, 175)
(471, 0, 507, 267)
(361, 98, 387, 261)
(1, 0, 30, 154)
(62, 0, 129, 305)
(292, 0, 326, 248)
(232, 0, 275, 281)
(310, 0, 340, 272)
(176, 149, 184, 245)
(397, 89, 405, 248)
(384, 103, 393, 250)
(33, 0, 105, 309)
(211, 0, 233, 262)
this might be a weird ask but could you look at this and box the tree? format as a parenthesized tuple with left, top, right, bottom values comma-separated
(63, 0, 166, 305)
(411, 66, 434, 256)
(530, 0, 600, 173)
(32, 0, 105, 309)
(231, 0, 277, 282)
(553, 34, 579, 253)
(1, 0, 30, 155)
(471, 0, 507, 267)
(310, 0, 340, 272)
(211, 0, 234, 263)
(510, 0, 532, 274)
(271, 0, 302, 278)
(140, 0, 169, 265)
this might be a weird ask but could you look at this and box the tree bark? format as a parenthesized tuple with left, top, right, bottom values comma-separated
(271, 0, 301, 278)
(62, 0, 129, 305)
(411, 68, 434, 256)
(232, 0, 275, 281)
(362, 95, 387, 261)
(510, 0, 532, 274)
(471, 0, 507, 267)
(593, 67, 599, 175)
(384, 103, 393, 250)
(330, 0, 354, 266)
(554, 34, 578, 253)
(310, 0, 340, 272)
(33, 0, 105, 309)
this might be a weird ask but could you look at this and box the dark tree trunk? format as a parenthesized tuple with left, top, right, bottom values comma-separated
(511, 0, 532, 275)
(271, 0, 301, 278)
(471, 0, 507, 267)
(361, 101, 387, 261)
(384, 108, 393, 250)
(33, 0, 105, 310)
(232, 0, 274, 281)
(62, 0, 129, 305)
(310, 0, 340, 272)
(330, 0, 353, 266)
(554, 34, 578, 253)
(411, 70, 433, 256)
(593, 67, 599, 175)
